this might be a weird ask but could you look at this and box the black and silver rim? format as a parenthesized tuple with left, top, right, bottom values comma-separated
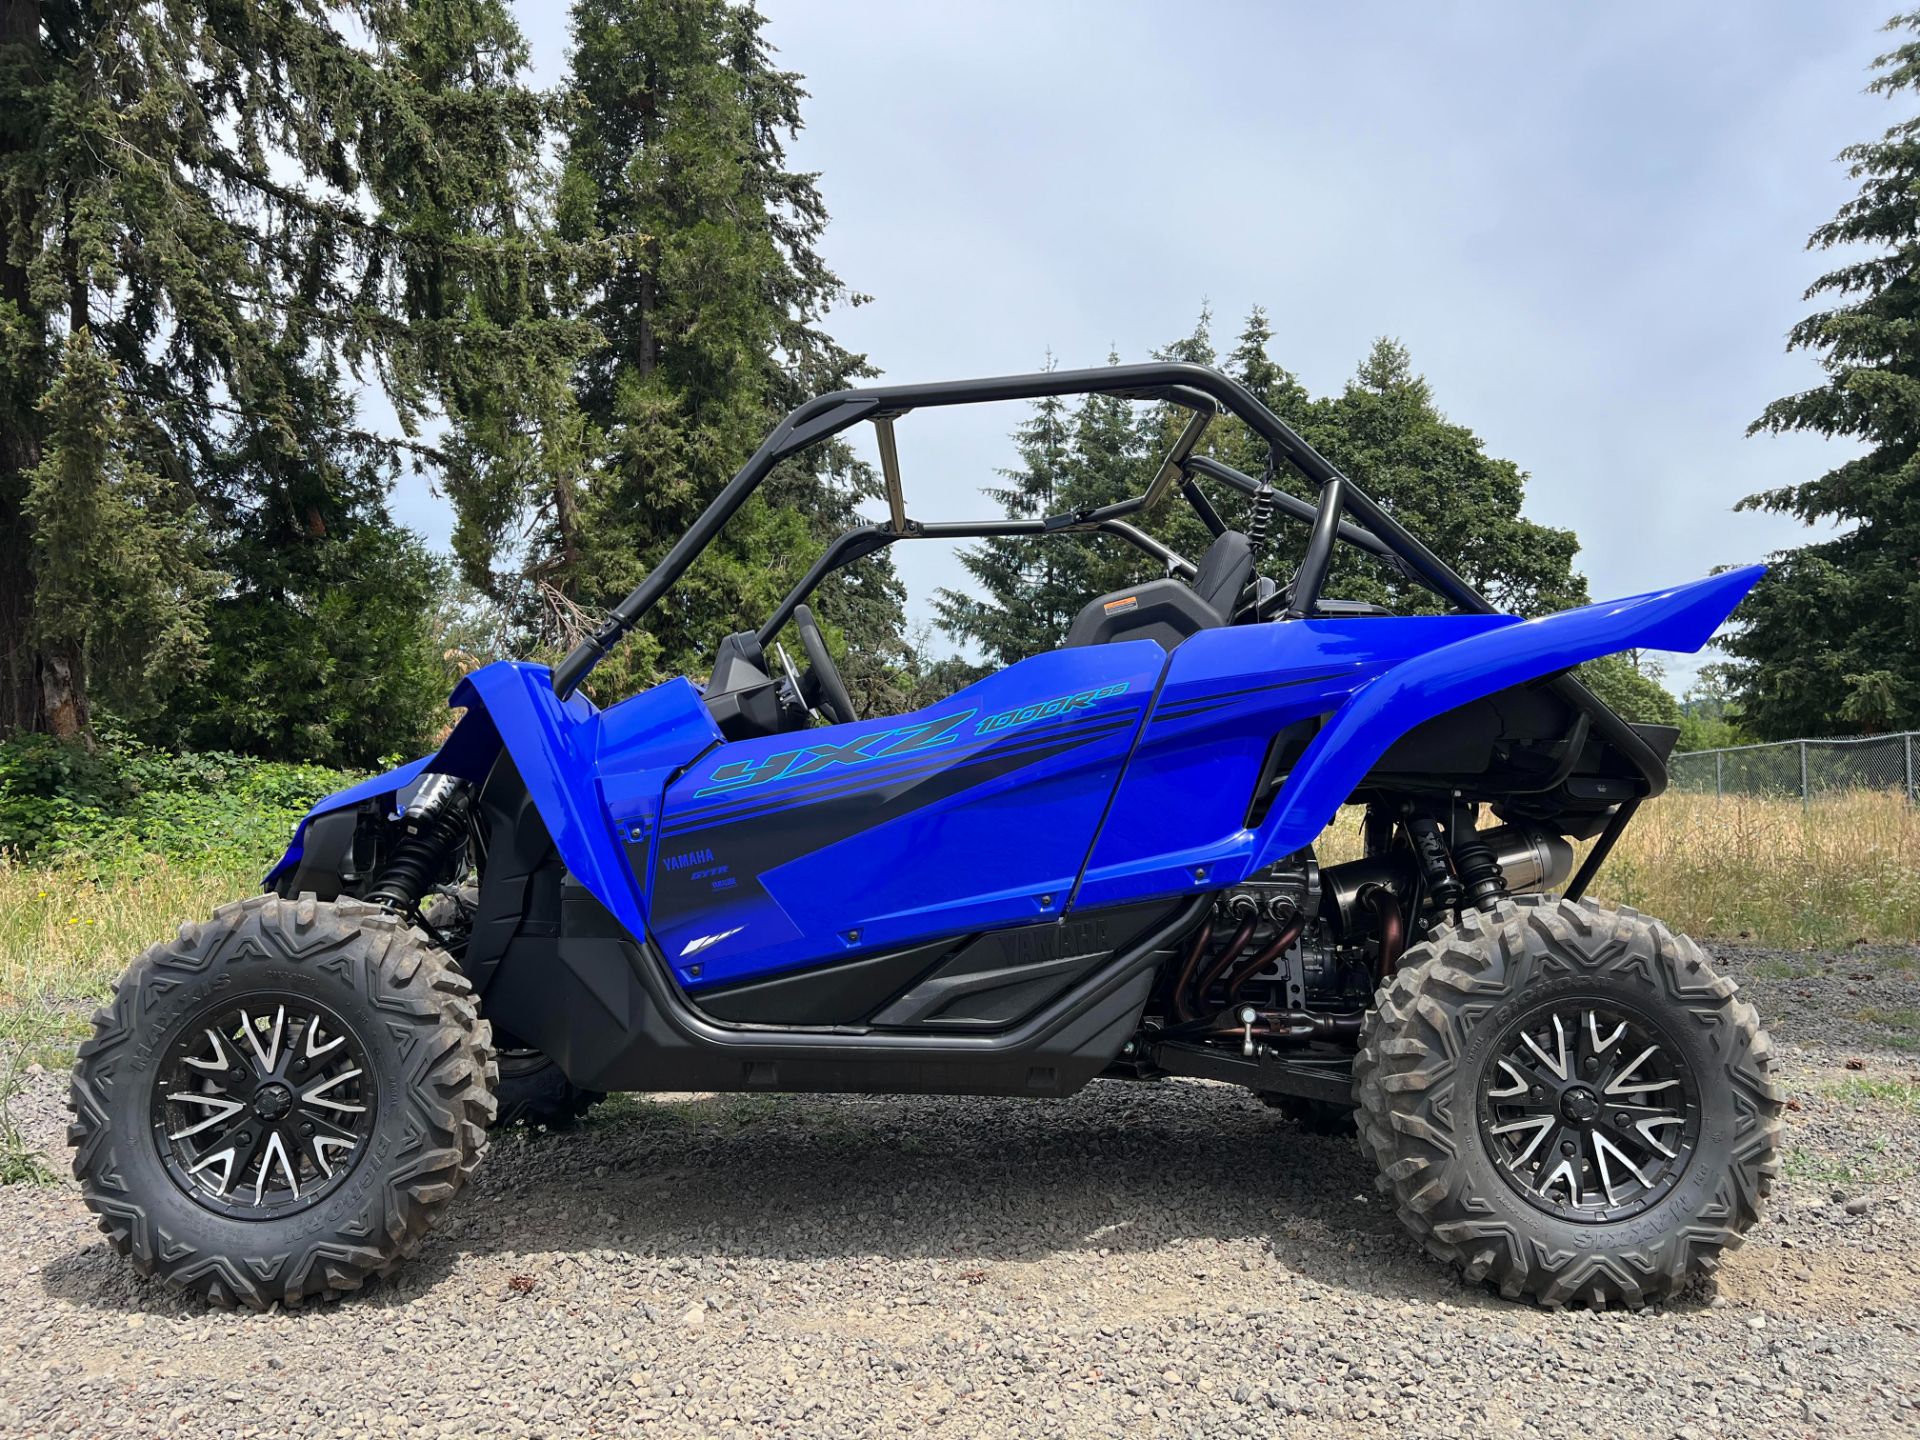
(1477, 998, 1701, 1223)
(150, 998, 376, 1218)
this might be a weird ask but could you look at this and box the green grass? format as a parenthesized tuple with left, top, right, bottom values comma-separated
(0, 1045, 57, 1187)
(1319, 788, 1920, 948)
(1849, 1006, 1920, 1052)
(1782, 1139, 1918, 1187)
(1748, 958, 1823, 981)
(0, 856, 260, 1005)
(1597, 789, 1920, 947)
(1824, 1077, 1920, 1113)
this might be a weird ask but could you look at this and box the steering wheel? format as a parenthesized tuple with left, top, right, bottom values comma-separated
(793, 603, 857, 726)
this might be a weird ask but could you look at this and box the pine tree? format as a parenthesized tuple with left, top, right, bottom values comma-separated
(1060, 351, 1158, 601)
(934, 381, 1078, 665)
(22, 335, 213, 736)
(936, 316, 1599, 684)
(525, 0, 904, 701)
(168, 358, 448, 767)
(1729, 10, 1920, 738)
(1302, 339, 1585, 616)
(0, 0, 569, 752)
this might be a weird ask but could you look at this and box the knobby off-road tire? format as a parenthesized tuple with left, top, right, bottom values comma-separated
(68, 895, 497, 1309)
(422, 889, 606, 1131)
(1353, 896, 1783, 1308)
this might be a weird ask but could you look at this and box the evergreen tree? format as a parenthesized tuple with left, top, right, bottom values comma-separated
(1580, 652, 1683, 729)
(166, 359, 448, 767)
(22, 335, 213, 735)
(1061, 350, 1159, 600)
(0, 0, 568, 751)
(1729, 10, 1920, 738)
(933, 381, 1077, 665)
(937, 315, 1598, 674)
(521, 0, 904, 701)
(1301, 339, 1585, 616)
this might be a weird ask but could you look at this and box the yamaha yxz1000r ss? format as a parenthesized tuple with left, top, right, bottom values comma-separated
(70, 361, 1782, 1311)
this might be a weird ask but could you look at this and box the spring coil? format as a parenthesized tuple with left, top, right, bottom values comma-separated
(368, 776, 470, 910)
(1247, 459, 1275, 570)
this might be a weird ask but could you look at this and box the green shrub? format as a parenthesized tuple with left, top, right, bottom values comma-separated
(0, 725, 356, 873)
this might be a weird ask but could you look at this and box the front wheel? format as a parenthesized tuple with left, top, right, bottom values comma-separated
(1354, 896, 1782, 1308)
(68, 895, 497, 1309)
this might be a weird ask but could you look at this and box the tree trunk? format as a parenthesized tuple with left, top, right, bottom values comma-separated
(0, 477, 41, 736)
(0, 0, 72, 743)
(38, 646, 88, 742)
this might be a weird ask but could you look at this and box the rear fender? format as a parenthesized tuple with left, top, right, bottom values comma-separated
(1250, 565, 1764, 867)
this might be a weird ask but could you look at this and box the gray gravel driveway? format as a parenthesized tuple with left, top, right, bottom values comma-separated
(3, 942, 1918, 1439)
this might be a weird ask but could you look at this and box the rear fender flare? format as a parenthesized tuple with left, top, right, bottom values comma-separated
(1250, 565, 1764, 866)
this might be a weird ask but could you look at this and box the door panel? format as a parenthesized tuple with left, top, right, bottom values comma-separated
(649, 644, 1163, 990)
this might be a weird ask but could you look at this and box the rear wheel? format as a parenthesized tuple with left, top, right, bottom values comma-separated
(491, 1044, 606, 1130)
(1354, 896, 1782, 1308)
(68, 895, 496, 1309)
(1260, 1093, 1358, 1136)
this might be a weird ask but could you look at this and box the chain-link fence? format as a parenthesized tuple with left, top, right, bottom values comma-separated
(1669, 731, 1920, 801)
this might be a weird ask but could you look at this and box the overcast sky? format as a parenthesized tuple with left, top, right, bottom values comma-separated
(400, 1, 1897, 691)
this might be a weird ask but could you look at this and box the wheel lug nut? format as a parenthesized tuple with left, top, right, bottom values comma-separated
(1561, 1140, 1575, 1156)
(1530, 1087, 1544, 1100)
(1582, 1058, 1598, 1073)
(1615, 1113, 1631, 1127)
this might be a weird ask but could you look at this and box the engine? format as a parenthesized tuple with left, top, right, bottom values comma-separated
(1151, 817, 1575, 1053)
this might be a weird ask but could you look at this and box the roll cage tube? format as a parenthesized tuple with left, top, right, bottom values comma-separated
(757, 517, 1198, 649)
(551, 361, 1671, 796)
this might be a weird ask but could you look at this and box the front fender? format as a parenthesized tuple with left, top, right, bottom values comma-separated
(263, 703, 506, 889)
(1251, 564, 1764, 866)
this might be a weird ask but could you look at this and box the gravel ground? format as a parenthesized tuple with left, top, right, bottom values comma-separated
(3, 942, 1918, 1440)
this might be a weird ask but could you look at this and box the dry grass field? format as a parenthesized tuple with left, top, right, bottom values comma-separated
(1316, 788, 1920, 947)
(1, 790, 1915, 1022)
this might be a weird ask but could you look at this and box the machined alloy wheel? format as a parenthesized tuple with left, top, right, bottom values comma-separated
(70, 895, 497, 1309)
(1354, 896, 1782, 1308)
(1478, 1000, 1700, 1221)
(152, 999, 376, 1216)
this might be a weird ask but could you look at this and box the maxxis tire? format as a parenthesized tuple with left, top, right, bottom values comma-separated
(67, 894, 497, 1310)
(1353, 895, 1783, 1308)
(421, 890, 605, 1132)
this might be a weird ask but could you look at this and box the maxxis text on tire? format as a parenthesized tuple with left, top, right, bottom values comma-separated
(67, 894, 498, 1310)
(1353, 895, 1783, 1308)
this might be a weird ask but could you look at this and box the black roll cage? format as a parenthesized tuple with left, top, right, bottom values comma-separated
(551, 361, 1668, 802)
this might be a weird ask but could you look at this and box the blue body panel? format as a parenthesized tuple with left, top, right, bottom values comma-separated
(270, 567, 1763, 995)
(649, 644, 1164, 988)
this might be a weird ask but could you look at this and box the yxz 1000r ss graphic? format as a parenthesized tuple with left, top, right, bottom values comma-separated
(70, 361, 1782, 1311)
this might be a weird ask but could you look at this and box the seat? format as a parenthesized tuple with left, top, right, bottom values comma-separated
(1064, 530, 1255, 650)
